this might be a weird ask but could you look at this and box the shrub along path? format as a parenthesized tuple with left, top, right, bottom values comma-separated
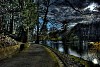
(0, 44, 59, 67)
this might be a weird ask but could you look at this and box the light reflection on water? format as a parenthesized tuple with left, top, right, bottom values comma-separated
(45, 40, 100, 65)
(68, 48, 81, 58)
(58, 45, 64, 52)
(92, 59, 98, 64)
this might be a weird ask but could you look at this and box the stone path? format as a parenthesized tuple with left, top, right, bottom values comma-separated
(0, 44, 58, 67)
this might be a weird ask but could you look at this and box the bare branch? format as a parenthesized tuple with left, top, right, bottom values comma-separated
(48, 0, 59, 7)
(64, 0, 82, 14)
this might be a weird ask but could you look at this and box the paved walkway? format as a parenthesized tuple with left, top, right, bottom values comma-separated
(0, 44, 58, 67)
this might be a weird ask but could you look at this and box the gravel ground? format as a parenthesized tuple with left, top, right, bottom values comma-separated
(0, 44, 57, 67)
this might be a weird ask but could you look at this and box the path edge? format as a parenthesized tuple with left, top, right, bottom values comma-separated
(42, 45, 64, 67)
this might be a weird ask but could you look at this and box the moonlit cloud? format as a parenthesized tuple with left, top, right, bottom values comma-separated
(55, 8, 60, 12)
(39, 1, 100, 32)
(84, 2, 99, 11)
(68, 23, 77, 28)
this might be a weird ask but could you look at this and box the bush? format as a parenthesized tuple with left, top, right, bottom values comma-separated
(0, 34, 18, 47)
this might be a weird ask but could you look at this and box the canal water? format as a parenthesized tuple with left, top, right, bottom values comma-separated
(41, 40, 100, 65)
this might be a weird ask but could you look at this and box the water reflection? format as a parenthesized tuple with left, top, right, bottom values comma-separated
(45, 40, 100, 65)
(68, 48, 81, 58)
(92, 59, 98, 64)
(58, 44, 64, 52)
(46, 40, 64, 52)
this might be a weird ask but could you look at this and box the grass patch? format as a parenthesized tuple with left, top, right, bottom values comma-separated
(0, 44, 20, 60)
(67, 54, 90, 67)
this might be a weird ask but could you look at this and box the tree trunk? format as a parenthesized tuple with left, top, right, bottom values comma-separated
(0, 16, 3, 33)
(26, 27, 29, 42)
(35, 21, 39, 44)
(40, 6, 49, 32)
(35, 1, 40, 44)
(10, 13, 14, 34)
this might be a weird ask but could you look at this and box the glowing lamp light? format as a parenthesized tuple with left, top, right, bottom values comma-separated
(92, 59, 98, 64)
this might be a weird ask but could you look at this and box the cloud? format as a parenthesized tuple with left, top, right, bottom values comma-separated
(84, 2, 99, 12)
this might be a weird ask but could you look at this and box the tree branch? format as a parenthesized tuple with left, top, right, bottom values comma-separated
(64, 0, 82, 14)
(48, 0, 59, 7)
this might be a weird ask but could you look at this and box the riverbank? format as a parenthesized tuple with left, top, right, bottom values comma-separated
(43, 44, 100, 67)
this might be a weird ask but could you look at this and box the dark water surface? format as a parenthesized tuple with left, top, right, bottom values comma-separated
(40, 40, 100, 65)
